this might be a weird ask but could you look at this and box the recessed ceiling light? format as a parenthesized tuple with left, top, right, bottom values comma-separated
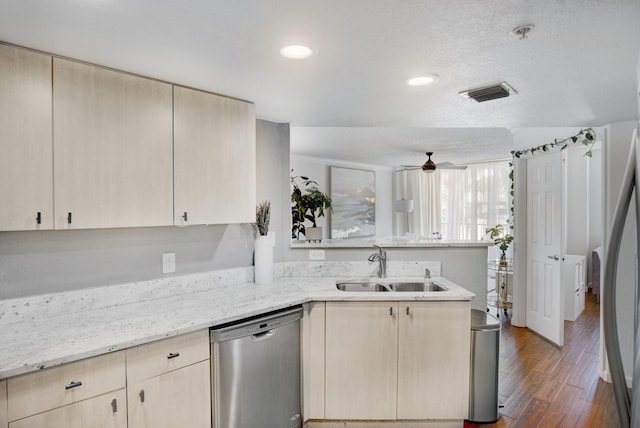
(407, 74, 439, 86)
(279, 44, 313, 59)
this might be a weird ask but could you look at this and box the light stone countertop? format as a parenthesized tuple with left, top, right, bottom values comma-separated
(0, 266, 474, 380)
(291, 238, 492, 248)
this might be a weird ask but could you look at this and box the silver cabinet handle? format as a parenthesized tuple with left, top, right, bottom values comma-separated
(167, 352, 180, 359)
(65, 380, 82, 390)
(547, 255, 560, 261)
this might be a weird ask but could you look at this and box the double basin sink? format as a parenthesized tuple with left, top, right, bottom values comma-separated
(336, 280, 447, 293)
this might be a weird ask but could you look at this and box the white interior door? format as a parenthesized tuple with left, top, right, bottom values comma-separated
(526, 151, 564, 346)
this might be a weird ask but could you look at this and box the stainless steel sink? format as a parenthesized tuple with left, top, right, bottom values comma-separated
(336, 281, 447, 292)
(336, 282, 389, 292)
(388, 282, 446, 292)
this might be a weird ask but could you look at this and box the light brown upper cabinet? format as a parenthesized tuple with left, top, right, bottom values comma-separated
(173, 86, 256, 226)
(0, 45, 53, 231)
(53, 58, 174, 229)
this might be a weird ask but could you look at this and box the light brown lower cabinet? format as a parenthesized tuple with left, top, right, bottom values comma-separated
(0, 379, 7, 428)
(4, 330, 212, 428)
(325, 301, 398, 419)
(9, 389, 126, 428)
(6, 352, 126, 428)
(324, 301, 471, 421)
(127, 361, 211, 428)
(126, 330, 211, 428)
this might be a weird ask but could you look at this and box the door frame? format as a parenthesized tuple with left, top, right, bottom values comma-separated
(512, 157, 527, 327)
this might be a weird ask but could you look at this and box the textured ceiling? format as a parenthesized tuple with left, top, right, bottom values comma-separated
(1, 0, 639, 165)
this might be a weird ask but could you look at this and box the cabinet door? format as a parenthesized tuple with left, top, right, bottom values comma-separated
(53, 58, 173, 229)
(9, 389, 126, 428)
(128, 361, 211, 428)
(325, 302, 398, 420)
(302, 302, 325, 420)
(0, 45, 53, 231)
(1, 379, 7, 428)
(397, 301, 471, 419)
(174, 86, 256, 225)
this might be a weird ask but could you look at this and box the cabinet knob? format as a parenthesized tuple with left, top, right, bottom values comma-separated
(139, 389, 145, 403)
(111, 398, 118, 413)
(182, 212, 188, 222)
(36, 212, 42, 225)
(389, 306, 393, 316)
(67, 212, 72, 224)
(405, 306, 410, 316)
(167, 352, 180, 359)
(65, 380, 82, 390)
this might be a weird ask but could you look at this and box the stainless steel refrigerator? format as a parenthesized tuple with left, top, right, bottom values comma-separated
(604, 124, 640, 428)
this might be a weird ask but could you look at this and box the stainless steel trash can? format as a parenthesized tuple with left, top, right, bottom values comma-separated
(467, 309, 501, 423)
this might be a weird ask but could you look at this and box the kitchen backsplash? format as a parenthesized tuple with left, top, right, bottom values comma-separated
(0, 261, 441, 325)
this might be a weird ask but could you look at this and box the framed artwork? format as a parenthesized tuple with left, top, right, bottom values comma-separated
(330, 167, 376, 239)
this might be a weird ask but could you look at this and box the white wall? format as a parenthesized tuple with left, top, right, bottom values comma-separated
(256, 120, 290, 262)
(587, 141, 603, 288)
(565, 145, 590, 256)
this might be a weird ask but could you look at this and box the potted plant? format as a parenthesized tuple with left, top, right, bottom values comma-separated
(291, 170, 332, 242)
(485, 224, 514, 266)
(254, 200, 272, 285)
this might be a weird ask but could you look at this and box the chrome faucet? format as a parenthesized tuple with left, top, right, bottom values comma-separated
(368, 245, 387, 278)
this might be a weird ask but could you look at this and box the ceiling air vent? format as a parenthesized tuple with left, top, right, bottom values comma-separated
(459, 82, 517, 103)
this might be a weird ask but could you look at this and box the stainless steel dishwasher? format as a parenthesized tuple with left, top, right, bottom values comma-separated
(210, 305, 303, 428)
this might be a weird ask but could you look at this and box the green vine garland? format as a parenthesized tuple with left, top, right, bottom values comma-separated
(507, 128, 597, 225)
(511, 128, 596, 159)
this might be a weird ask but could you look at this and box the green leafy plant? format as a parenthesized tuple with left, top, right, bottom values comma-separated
(485, 224, 514, 256)
(291, 170, 332, 240)
(256, 200, 271, 236)
(511, 128, 596, 159)
(508, 128, 597, 229)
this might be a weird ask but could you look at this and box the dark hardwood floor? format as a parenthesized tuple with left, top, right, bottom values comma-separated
(465, 293, 621, 428)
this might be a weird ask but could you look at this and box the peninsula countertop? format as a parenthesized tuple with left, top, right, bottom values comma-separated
(0, 270, 474, 380)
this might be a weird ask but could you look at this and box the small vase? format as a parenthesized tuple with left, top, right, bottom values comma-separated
(499, 253, 508, 267)
(306, 227, 323, 242)
(254, 235, 273, 285)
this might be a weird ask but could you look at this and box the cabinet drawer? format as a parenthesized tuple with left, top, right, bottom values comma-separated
(9, 388, 126, 428)
(7, 351, 125, 422)
(126, 330, 209, 382)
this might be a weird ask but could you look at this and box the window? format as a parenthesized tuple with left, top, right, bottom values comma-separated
(395, 160, 510, 245)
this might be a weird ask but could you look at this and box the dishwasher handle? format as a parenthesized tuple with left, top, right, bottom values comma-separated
(252, 329, 276, 340)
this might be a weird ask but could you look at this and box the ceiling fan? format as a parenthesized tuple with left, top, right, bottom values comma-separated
(402, 152, 467, 173)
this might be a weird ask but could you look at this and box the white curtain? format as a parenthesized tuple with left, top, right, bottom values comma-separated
(395, 161, 510, 252)
(395, 169, 441, 238)
(441, 161, 510, 241)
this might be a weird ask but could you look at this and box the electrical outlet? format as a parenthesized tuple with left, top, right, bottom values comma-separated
(309, 250, 325, 260)
(162, 252, 176, 273)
